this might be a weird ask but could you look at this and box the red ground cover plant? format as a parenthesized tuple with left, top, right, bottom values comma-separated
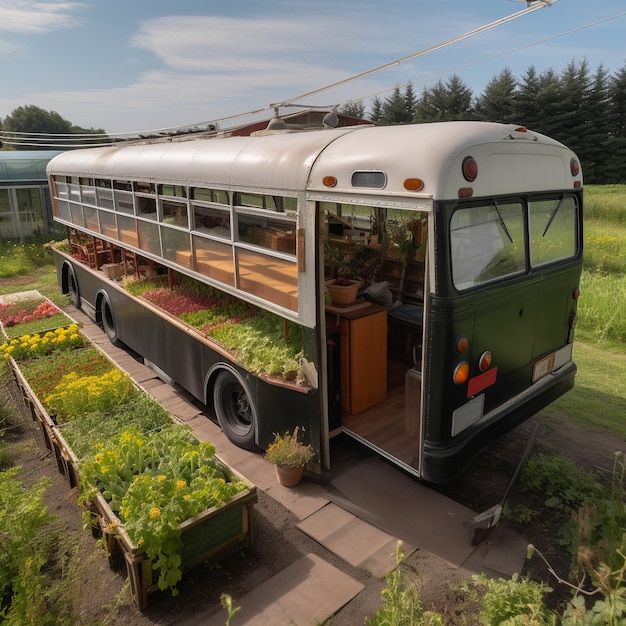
(0, 300, 60, 327)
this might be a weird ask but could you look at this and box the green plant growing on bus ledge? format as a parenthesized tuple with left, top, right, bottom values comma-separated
(122, 275, 305, 382)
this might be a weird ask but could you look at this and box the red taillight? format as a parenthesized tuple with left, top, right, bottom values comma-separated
(573, 288, 580, 300)
(570, 158, 580, 177)
(478, 351, 492, 372)
(462, 156, 477, 182)
(456, 336, 469, 353)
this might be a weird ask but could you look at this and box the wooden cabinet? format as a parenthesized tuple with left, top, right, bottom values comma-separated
(339, 305, 387, 414)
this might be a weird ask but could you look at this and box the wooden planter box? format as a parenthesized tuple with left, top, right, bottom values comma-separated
(86, 472, 256, 610)
(6, 341, 257, 611)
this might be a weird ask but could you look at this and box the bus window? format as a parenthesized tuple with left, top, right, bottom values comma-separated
(137, 196, 157, 219)
(450, 201, 525, 290)
(161, 199, 189, 228)
(237, 213, 296, 255)
(137, 220, 160, 255)
(191, 187, 229, 205)
(192, 206, 231, 238)
(161, 226, 191, 268)
(529, 195, 578, 267)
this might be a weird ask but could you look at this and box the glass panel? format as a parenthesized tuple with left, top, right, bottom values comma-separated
(191, 187, 229, 205)
(192, 205, 230, 238)
(96, 187, 114, 210)
(192, 235, 234, 286)
(351, 171, 386, 188)
(83, 206, 100, 233)
(114, 180, 132, 191)
(68, 184, 80, 202)
(14, 188, 44, 237)
(162, 227, 191, 268)
(134, 181, 155, 194)
(450, 202, 526, 290)
(57, 200, 71, 223)
(234, 192, 295, 213)
(529, 196, 578, 267)
(55, 180, 69, 200)
(137, 196, 157, 220)
(70, 203, 85, 228)
(81, 185, 96, 206)
(161, 199, 188, 228)
(117, 215, 138, 247)
(237, 213, 296, 255)
(0, 189, 16, 238)
(237, 248, 298, 311)
(114, 190, 134, 214)
(99, 210, 117, 239)
(137, 220, 160, 255)
(159, 184, 187, 198)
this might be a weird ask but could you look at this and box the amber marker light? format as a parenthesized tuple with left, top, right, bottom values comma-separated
(573, 288, 580, 300)
(323, 176, 337, 187)
(404, 178, 424, 191)
(456, 336, 469, 352)
(478, 351, 492, 372)
(453, 362, 470, 385)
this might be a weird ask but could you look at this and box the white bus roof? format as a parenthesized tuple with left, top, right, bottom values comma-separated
(47, 122, 581, 200)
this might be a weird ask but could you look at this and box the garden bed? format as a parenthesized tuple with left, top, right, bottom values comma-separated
(1, 291, 257, 610)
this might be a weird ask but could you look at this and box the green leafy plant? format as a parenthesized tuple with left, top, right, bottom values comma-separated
(81, 424, 247, 594)
(366, 542, 443, 626)
(44, 368, 135, 422)
(264, 427, 315, 469)
(458, 573, 556, 625)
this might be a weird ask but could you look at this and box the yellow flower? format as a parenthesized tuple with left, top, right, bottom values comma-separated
(157, 475, 166, 482)
(149, 507, 161, 519)
(183, 495, 191, 501)
(176, 480, 186, 489)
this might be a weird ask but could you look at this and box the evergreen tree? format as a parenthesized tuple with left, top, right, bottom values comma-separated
(339, 100, 366, 119)
(609, 62, 626, 139)
(583, 64, 612, 183)
(413, 75, 474, 123)
(369, 97, 384, 124)
(403, 82, 418, 122)
(474, 68, 518, 123)
(515, 65, 543, 130)
(381, 86, 411, 125)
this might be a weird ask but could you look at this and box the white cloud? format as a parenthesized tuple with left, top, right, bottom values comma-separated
(0, 0, 82, 34)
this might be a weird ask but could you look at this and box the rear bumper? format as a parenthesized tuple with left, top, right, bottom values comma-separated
(421, 361, 576, 483)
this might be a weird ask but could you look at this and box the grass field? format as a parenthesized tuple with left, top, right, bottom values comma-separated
(1, 186, 625, 438)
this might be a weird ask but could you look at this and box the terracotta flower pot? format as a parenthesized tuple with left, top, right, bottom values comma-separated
(325, 279, 360, 305)
(274, 464, 304, 487)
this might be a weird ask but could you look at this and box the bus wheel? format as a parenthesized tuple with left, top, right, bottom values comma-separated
(99, 292, 123, 347)
(213, 369, 257, 450)
(65, 263, 81, 309)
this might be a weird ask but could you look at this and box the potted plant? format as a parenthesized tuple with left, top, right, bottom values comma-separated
(264, 427, 315, 487)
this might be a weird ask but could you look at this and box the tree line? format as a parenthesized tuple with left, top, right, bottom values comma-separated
(340, 60, 626, 184)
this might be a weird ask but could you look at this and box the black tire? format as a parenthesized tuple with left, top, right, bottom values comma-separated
(213, 369, 257, 450)
(99, 292, 123, 347)
(66, 263, 81, 309)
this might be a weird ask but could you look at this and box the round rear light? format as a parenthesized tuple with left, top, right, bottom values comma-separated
(453, 362, 470, 385)
(456, 336, 469, 353)
(478, 351, 492, 372)
(570, 158, 580, 177)
(462, 156, 478, 182)
(323, 176, 337, 187)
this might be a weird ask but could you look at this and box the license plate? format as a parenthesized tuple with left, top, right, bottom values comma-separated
(532, 353, 555, 383)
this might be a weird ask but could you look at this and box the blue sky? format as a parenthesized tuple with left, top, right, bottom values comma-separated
(1, 0, 625, 134)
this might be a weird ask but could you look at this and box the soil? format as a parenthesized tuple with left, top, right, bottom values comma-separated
(4, 373, 623, 625)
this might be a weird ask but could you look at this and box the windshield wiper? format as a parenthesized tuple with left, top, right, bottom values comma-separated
(493, 200, 513, 243)
(542, 195, 565, 237)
